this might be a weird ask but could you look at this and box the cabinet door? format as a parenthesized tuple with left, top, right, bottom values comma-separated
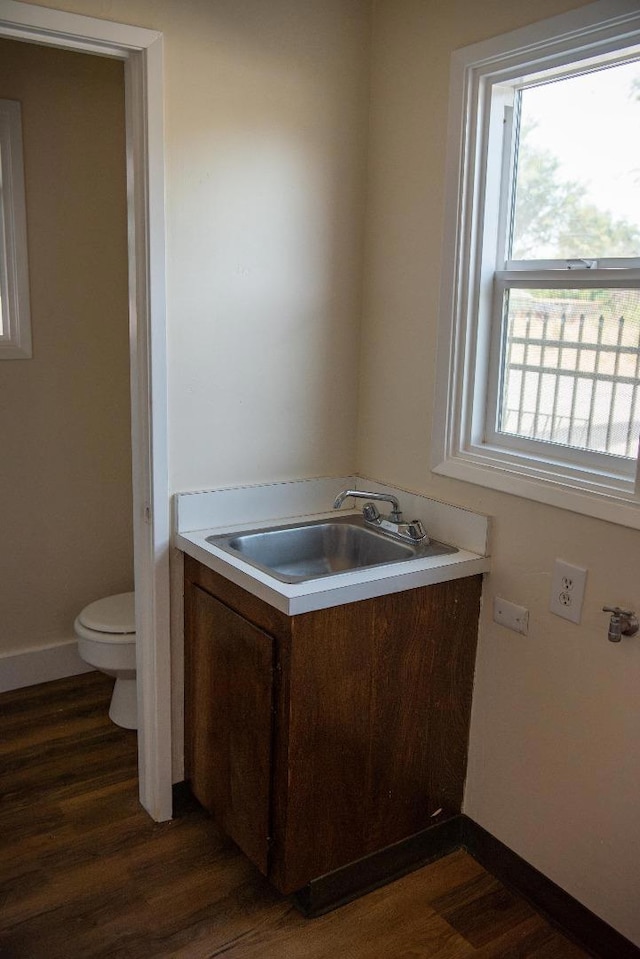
(272, 575, 482, 892)
(185, 583, 274, 875)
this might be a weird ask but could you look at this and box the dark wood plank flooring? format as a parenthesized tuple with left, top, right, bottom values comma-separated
(0, 672, 590, 959)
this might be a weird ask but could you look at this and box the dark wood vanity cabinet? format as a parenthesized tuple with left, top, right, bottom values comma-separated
(184, 555, 482, 896)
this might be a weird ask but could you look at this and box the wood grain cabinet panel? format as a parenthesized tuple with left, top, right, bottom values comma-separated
(184, 556, 482, 896)
(184, 581, 274, 875)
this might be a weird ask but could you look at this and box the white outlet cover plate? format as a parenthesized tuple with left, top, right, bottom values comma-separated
(493, 596, 529, 635)
(550, 559, 587, 624)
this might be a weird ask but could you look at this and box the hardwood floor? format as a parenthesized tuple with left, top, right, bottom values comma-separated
(0, 672, 590, 959)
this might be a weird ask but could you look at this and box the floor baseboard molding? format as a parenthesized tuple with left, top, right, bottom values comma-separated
(0, 639, 94, 693)
(462, 817, 640, 959)
(294, 814, 463, 917)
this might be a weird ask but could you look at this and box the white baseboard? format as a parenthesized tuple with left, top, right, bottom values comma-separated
(0, 639, 95, 693)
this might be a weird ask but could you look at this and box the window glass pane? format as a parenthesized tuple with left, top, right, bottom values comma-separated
(511, 60, 640, 260)
(498, 288, 640, 459)
(0, 99, 31, 358)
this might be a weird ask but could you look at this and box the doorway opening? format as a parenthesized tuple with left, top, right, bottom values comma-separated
(0, 0, 171, 821)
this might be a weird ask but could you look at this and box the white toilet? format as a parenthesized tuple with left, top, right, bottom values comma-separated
(74, 592, 137, 730)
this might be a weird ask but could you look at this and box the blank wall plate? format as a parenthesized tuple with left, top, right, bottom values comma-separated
(550, 559, 587, 624)
(493, 596, 529, 635)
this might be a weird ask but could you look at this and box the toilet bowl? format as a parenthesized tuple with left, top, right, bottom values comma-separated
(74, 592, 137, 730)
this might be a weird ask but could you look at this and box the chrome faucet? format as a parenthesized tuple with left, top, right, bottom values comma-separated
(333, 489, 429, 545)
(602, 606, 639, 643)
(333, 488, 402, 521)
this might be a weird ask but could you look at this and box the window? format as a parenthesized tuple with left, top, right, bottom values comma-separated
(433, 0, 640, 528)
(0, 98, 31, 359)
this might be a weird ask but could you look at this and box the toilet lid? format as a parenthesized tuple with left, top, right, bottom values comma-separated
(78, 592, 135, 634)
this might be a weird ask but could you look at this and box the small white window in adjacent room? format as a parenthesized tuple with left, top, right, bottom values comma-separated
(433, 0, 640, 528)
(0, 98, 31, 359)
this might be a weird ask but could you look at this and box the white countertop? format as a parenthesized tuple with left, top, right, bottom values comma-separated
(175, 477, 491, 615)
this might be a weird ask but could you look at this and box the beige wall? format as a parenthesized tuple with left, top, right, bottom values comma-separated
(164, 1, 370, 492)
(0, 40, 133, 655)
(361, 0, 640, 946)
(19, 1, 371, 494)
(2, 0, 371, 650)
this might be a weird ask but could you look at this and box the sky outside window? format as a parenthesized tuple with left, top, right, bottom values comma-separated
(511, 59, 640, 260)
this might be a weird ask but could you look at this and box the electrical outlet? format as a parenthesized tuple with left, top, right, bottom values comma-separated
(493, 596, 529, 635)
(549, 559, 587, 624)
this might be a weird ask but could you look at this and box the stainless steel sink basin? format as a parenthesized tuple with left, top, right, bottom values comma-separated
(206, 514, 457, 583)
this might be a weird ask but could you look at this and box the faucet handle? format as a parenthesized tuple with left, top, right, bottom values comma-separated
(362, 503, 381, 523)
(407, 520, 429, 543)
(602, 605, 635, 617)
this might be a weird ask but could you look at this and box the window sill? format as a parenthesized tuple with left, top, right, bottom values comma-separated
(432, 451, 640, 530)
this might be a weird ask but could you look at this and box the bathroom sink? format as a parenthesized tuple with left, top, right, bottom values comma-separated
(206, 514, 457, 584)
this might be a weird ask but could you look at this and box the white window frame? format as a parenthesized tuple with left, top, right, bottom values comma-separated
(432, 0, 640, 529)
(0, 98, 31, 359)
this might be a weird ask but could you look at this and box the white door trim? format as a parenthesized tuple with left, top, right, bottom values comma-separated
(0, 0, 172, 821)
